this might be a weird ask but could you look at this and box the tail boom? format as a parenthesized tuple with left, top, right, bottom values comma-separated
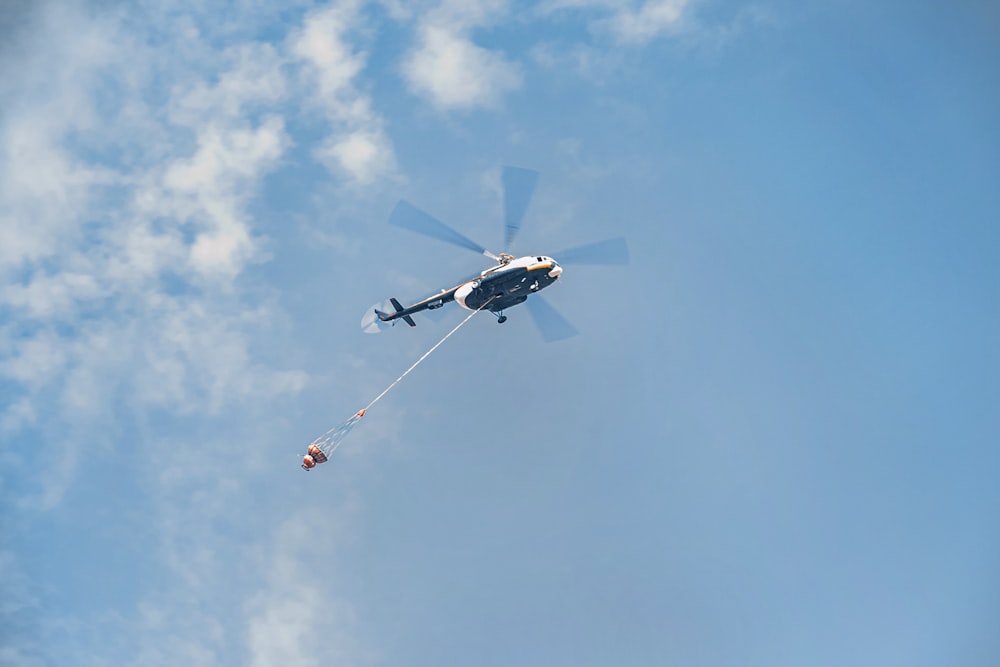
(376, 298, 417, 327)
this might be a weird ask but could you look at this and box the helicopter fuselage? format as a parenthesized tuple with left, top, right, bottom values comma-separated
(456, 255, 562, 312)
(375, 255, 562, 326)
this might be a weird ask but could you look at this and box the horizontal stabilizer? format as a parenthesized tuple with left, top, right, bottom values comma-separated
(390, 297, 417, 327)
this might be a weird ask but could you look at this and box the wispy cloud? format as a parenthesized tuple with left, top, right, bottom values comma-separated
(542, 0, 692, 44)
(0, 550, 46, 667)
(0, 3, 398, 663)
(160, 115, 289, 280)
(291, 2, 397, 185)
(604, 0, 689, 43)
(245, 510, 370, 667)
(0, 1, 407, 510)
(401, 0, 522, 111)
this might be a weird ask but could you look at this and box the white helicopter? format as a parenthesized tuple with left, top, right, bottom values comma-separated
(362, 167, 628, 341)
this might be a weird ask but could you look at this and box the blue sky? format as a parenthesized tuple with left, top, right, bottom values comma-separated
(2, 1, 998, 665)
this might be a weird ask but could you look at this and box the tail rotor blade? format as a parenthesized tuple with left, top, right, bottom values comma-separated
(502, 166, 539, 252)
(361, 302, 390, 334)
(390, 200, 497, 259)
(553, 237, 630, 266)
(526, 295, 578, 343)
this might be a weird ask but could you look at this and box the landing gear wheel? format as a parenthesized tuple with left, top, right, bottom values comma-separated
(497, 315, 507, 324)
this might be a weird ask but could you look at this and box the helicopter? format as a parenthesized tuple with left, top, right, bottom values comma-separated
(361, 166, 629, 342)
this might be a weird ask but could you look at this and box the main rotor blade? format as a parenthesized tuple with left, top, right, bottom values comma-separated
(390, 200, 497, 259)
(502, 166, 539, 252)
(553, 237, 630, 266)
(526, 295, 578, 343)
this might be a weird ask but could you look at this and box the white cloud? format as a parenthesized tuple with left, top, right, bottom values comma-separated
(1, 263, 106, 323)
(162, 116, 289, 280)
(245, 511, 369, 667)
(170, 43, 288, 124)
(128, 295, 308, 414)
(402, 23, 522, 110)
(290, 2, 398, 184)
(105, 219, 187, 286)
(0, 4, 305, 512)
(0, 6, 397, 662)
(0, 550, 46, 667)
(318, 128, 396, 186)
(605, 0, 689, 43)
(0, 328, 69, 390)
(530, 41, 625, 85)
(290, 1, 366, 100)
(396, 0, 522, 111)
(542, 0, 691, 44)
(0, 100, 117, 271)
(0, 397, 35, 434)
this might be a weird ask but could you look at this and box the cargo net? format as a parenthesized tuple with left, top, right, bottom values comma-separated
(301, 297, 494, 470)
(308, 411, 365, 461)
